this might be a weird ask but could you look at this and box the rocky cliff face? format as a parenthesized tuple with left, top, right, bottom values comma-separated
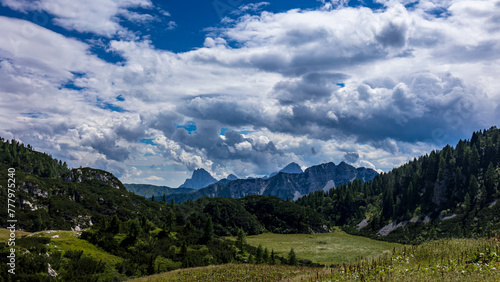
(166, 162, 378, 203)
(179, 168, 218, 189)
(64, 168, 124, 190)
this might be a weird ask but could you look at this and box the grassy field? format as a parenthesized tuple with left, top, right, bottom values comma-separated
(0, 228, 31, 241)
(0, 228, 123, 266)
(132, 236, 500, 282)
(321, 236, 500, 281)
(128, 264, 324, 282)
(1, 228, 125, 280)
(229, 230, 403, 266)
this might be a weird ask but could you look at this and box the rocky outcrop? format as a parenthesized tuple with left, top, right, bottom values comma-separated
(64, 168, 123, 190)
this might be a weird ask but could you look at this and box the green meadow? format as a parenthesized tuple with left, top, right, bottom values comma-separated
(229, 230, 403, 266)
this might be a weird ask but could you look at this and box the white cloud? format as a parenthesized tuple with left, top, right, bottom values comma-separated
(1, 0, 154, 37)
(145, 175, 164, 181)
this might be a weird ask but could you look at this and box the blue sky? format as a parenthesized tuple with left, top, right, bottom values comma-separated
(0, 0, 499, 186)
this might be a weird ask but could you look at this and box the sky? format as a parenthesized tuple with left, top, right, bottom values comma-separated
(0, 0, 499, 187)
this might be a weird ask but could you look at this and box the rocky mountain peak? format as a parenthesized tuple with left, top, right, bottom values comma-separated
(279, 162, 303, 174)
(179, 168, 218, 189)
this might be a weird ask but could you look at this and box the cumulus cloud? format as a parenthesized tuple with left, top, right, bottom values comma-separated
(1, 0, 156, 37)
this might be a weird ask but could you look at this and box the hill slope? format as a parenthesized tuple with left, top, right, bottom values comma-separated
(297, 126, 500, 243)
(0, 138, 169, 231)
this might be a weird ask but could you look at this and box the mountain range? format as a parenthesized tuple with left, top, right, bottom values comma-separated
(159, 161, 378, 203)
(125, 161, 376, 201)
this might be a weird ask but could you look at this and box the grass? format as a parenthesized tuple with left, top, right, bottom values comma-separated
(132, 236, 500, 282)
(0, 228, 31, 241)
(37, 230, 124, 266)
(229, 230, 403, 266)
(128, 263, 323, 282)
(0, 228, 124, 277)
(319, 236, 500, 281)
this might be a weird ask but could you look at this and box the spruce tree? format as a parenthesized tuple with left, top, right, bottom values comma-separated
(287, 248, 298, 265)
(263, 247, 270, 264)
(236, 228, 246, 253)
(203, 217, 214, 243)
(256, 245, 263, 264)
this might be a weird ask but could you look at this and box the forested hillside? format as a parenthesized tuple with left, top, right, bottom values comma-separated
(297, 127, 500, 243)
(0, 137, 328, 280)
(0, 138, 167, 231)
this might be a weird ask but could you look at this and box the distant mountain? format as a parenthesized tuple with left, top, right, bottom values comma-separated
(227, 174, 239, 181)
(215, 173, 240, 185)
(124, 184, 196, 198)
(179, 168, 218, 189)
(165, 161, 378, 203)
(269, 162, 304, 178)
(280, 162, 303, 174)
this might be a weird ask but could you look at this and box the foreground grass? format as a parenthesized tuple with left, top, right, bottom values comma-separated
(230, 231, 403, 266)
(128, 264, 323, 282)
(135, 236, 500, 282)
(320, 237, 500, 281)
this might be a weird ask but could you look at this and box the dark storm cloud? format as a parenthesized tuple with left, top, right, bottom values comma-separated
(343, 152, 360, 163)
(83, 137, 130, 162)
(175, 71, 488, 152)
(260, 45, 387, 77)
(178, 95, 267, 128)
(224, 129, 245, 146)
(146, 110, 285, 171)
(376, 22, 408, 48)
(145, 110, 183, 136)
(273, 72, 348, 105)
(115, 121, 147, 142)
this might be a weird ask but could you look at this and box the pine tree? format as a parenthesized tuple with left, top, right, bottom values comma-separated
(203, 217, 214, 242)
(463, 193, 471, 211)
(256, 245, 263, 264)
(248, 254, 255, 264)
(484, 162, 497, 197)
(263, 247, 270, 264)
(287, 248, 298, 265)
(270, 249, 276, 264)
(236, 228, 246, 253)
(166, 210, 176, 232)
